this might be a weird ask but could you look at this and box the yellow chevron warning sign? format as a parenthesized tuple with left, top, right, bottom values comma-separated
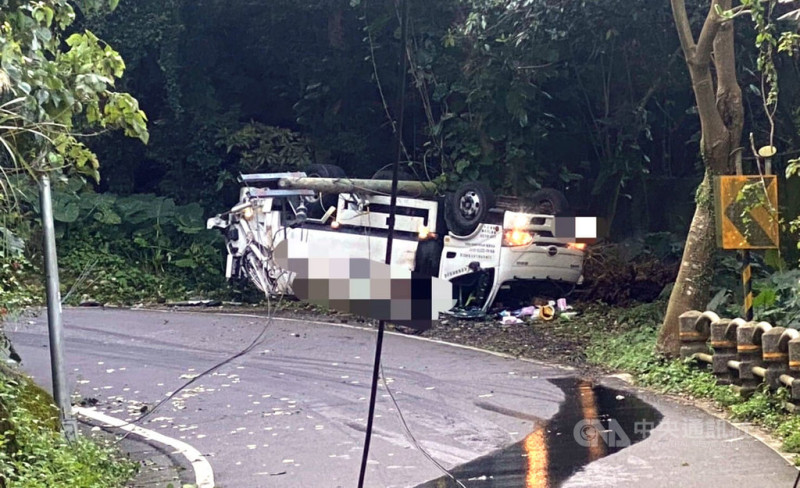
(714, 175, 779, 250)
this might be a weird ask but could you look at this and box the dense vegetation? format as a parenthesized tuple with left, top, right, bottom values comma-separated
(1, 0, 800, 481)
(0, 1, 147, 485)
(0, 0, 797, 310)
(70, 0, 797, 233)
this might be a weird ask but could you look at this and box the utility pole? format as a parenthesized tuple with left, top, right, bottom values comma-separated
(40, 174, 78, 441)
(356, 0, 409, 485)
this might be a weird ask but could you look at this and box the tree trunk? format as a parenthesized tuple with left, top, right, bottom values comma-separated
(660, 0, 743, 357)
(657, 170, 716, 354)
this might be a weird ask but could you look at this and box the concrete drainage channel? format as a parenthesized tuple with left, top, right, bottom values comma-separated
(414, 377, 663, 488)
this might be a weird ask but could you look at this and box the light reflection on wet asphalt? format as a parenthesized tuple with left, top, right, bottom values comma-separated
(416, 378, 663, 487)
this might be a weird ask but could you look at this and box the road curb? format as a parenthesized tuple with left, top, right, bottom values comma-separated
(76, 417, 188, 488)
(74, 407, 214, 488)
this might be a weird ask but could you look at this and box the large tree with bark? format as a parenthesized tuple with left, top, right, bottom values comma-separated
(658, 0, 744, 356)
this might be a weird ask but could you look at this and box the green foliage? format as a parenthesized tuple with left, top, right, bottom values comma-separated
(56, 192, 225, 303)
(0, 199, 41, 314)
(221, 122, 313, 174)
(0, 225, 24, 259)
(68, 0, 714, 237)
(0, 254, 41, 313)
(736, 0, 781, 109)
(787, 160, 800, 260)
(0, 0, 148, 186)
(729, 384, 787, 427)
(584, 322, 659, 373)
(777, 416, 800, 455)
(408, 0, 682, 211)
(706, 252, 771, 316)
(7, 178, 227, 304)
(0, 368, 137, 487)
(584, 308, 737, 404)
(751, 269, 800, 328)
(703, 256, 800, 329)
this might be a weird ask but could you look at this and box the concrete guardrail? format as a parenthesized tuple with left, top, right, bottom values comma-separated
(679, 310, 800, 410)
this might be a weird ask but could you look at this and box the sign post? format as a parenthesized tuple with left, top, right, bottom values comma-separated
(714, 146, 779, 322)
(40, 175, 78, 440)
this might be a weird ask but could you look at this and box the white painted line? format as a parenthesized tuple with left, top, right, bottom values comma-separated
(73, 406, 215, 488)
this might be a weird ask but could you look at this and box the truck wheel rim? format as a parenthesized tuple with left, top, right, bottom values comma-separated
(459, 191, 480, 220)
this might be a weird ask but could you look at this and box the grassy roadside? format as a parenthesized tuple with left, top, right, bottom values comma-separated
(0, 365, 138, 487)
(577, 301, 800, 466)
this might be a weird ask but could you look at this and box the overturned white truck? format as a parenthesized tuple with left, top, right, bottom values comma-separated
(206, 164, 589, 313)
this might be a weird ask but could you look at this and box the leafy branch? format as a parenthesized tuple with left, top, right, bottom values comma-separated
(0, 0, 149, 205)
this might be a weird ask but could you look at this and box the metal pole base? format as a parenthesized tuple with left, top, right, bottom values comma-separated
(62, 416, 79, 441)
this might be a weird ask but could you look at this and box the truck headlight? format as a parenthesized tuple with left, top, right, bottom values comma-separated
(502, 229, 533, 247)
(243, 207, 255, 220)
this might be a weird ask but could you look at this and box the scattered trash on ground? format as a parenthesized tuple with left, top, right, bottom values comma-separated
(495, 298, 577, 324)
(500, 315, 524, 325)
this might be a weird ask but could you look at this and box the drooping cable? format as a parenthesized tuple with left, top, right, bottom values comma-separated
(104, 288, 281, 446)
(356, 0, 409, 486)
(379, 364, 467, 487)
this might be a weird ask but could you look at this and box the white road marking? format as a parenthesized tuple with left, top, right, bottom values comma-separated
(73, 406, 215, 488)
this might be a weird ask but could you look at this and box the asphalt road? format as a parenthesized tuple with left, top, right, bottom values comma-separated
(6, 308, 800, 488)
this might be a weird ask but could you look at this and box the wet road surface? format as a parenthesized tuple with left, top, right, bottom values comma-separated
(7, 309, 799, 487)
(417, 378, 663, 487)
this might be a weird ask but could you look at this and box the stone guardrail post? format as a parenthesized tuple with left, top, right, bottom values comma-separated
(679, 311, 711, 359)
(710, 318, 742, 385)
(736, 321, 771, 396)
(785, 332, 800, 402)
(678, 311, 800, 409)
(790, 335, 800, 373)
(762, 327, 789, 390)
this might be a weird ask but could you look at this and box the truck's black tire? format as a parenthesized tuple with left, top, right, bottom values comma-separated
(302, 164, 347, 218)
(444, 181, 496, 236)
(414, 239, 443, 277)
(528, 188, 570, 216)
(371, 166, 418, 181)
